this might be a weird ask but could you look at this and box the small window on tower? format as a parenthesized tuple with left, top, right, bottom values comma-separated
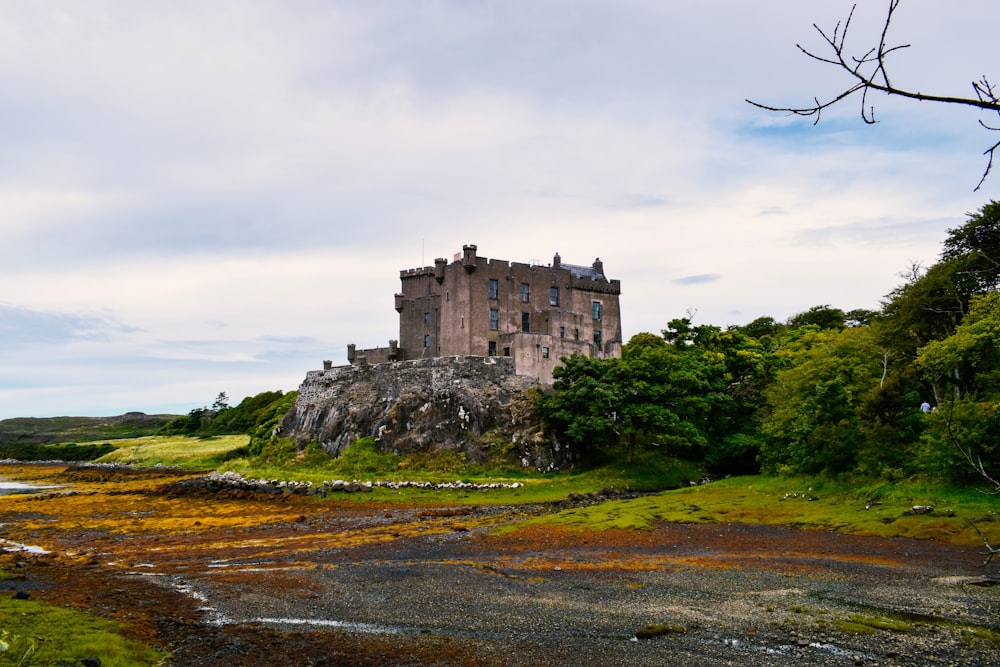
(520, 283, 530, 302)
(488, 279, 498, 299)
(424, 312, 431, 325)
(489, 308, 499, 331)
(559, 326, 565, 338)
(521, 312, 530, 333)
(592, 301, 602, 320)
(550, 287, 559, 307)
(593, 330, 602, 348)
(424, 335, 431, 348)
(488, 341, 497, 356)
(542, 347, 549, 359)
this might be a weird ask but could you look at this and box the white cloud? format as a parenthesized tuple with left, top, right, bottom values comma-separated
(0, 0, 996, 417)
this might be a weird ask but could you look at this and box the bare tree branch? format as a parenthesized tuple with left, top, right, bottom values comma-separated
(747, 1, 1000, 190)
(941, 400, 1000, 567)
(969, 520, 999, 567)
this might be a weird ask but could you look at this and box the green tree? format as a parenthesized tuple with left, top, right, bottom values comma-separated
(760, 326, 885, 475)
(540, 323, 777, 472)
(212, 392, 230, 411)
(941, 200, 1000, 294)
(537, 354, 619, 455)
(663, 320, 776, 473)
(879, 260, 969, 361)
(614, 333, 707, 463)
(787, 305, 846, 331)
(917, 291, 1000, 401)
(739, 316, 782, 341)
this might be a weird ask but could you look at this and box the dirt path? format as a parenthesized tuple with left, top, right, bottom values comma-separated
(2, 464, 997, 666)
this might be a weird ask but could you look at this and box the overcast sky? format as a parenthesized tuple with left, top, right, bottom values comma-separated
(2, 1, 997, 418)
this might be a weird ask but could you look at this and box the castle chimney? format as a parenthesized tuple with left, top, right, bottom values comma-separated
(553, 252, 561, 269)
(347, 344, 356, 364)
(593, 257, 604, 275)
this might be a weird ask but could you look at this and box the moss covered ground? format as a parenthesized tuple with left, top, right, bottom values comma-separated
(519, 475, 999, 547)
(0, 594, 166, 666)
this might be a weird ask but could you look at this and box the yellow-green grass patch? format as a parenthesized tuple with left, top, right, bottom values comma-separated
(518, 476, 998, 547)
(96, 435, 249, 468)
(0, 594, 166, 666)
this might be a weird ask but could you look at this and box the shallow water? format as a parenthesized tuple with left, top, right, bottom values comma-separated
(0, 480, 62, 495)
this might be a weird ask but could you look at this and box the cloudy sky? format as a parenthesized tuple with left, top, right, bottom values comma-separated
(2, 1, 997, 418)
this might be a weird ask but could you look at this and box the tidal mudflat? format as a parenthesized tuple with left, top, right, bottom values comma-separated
(1, 463, 997, 666)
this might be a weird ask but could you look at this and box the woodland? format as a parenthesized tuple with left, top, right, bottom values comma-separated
(537, 201, 1000, 488)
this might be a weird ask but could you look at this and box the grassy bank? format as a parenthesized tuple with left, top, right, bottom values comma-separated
(16, 435, 999, 549)
(518, 475, 1000, 548)
(95, 435, 250, 468)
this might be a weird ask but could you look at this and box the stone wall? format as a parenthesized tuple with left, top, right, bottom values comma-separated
(280, 356, 569, 470)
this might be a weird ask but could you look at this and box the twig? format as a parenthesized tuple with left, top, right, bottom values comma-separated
(747, 1, 1000, 190)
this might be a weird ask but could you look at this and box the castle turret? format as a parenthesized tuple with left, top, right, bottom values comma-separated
(462, 244, 478, 273)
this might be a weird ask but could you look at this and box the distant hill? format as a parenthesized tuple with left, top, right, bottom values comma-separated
(0, 412, 179, 447)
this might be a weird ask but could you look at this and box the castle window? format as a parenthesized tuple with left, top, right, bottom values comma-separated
(542, 346, 549, 359)
(488, 341, 497, 356)
(550, 287, 559, 307)
(424, 312, 431, 325)
(489, 308, 499, 331)
(520, 283, 530, 302)
(593, 330, 602, 348)
(559, 326, 565, 338)
(574, 328, 579, 340)
(424, 335, 431, 348)
(521, 312, 530, 333)
(488, 279, 498, 299)
(592, 301, 602, 320)
(503, 346, 510, 357)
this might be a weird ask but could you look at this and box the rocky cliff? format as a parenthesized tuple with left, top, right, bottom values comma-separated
(281, 356, 567, 469)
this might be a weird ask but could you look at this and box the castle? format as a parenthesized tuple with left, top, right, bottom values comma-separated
(347, 244, 623, 383)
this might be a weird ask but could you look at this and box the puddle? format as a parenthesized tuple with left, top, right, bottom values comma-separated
(250, 617, 406, 634)
(1, 539, 51, 554)
(0, 481, 64, 496)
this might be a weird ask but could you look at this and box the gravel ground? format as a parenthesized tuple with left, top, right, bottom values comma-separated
(179, 520, 999, 666)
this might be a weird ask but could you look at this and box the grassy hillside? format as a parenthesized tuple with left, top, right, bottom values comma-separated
(0, 413, 179, 461)
(0, 413, 177, 445)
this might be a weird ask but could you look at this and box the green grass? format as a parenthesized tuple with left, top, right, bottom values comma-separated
(218, 437, 705, 506)
(96, 435, 250, 468)
(0, 414, 175, 445)
(836, 613, 913, 634)
(519, 475, 999, 546)
(0, 594, 166, 666)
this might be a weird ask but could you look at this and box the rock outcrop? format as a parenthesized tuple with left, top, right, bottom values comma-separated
(281, 356, 567, 469)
